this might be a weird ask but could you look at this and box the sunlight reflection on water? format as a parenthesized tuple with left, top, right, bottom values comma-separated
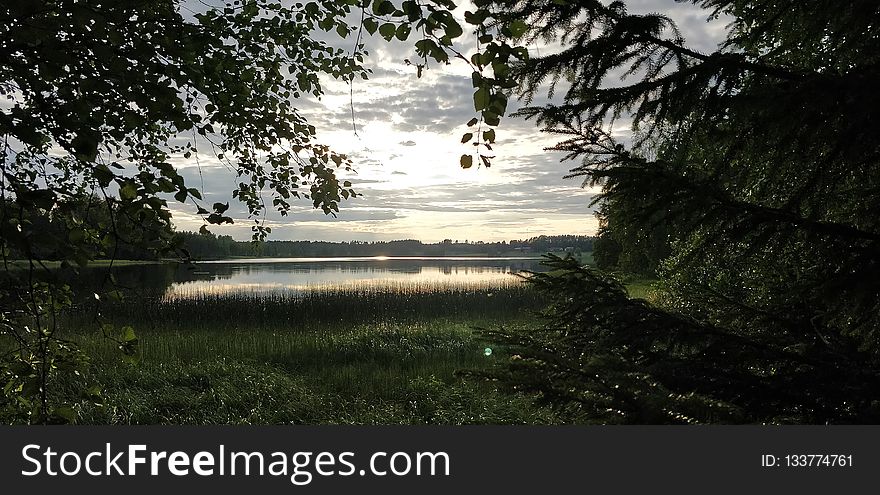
(163, 257, 542, 300)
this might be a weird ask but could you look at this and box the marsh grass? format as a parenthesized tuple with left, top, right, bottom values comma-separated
(56, 280, 559, 424)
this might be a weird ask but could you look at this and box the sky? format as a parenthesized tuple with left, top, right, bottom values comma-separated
(168, 0, 731, 243)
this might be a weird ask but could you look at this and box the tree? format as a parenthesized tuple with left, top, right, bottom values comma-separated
(0, 0, 369, 423)
(479, 0, 880, 423)
(592, 203, 671, 276)
(1, 0, 523, 423)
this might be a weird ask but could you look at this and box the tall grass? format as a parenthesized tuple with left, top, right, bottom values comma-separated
(66, 279, 543, 333)
(55, 279, 557, 424)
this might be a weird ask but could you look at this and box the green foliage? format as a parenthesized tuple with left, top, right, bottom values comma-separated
(0, 282, 99, 424)
(479, 1, 880, 423)
(482, 255, 880, 423)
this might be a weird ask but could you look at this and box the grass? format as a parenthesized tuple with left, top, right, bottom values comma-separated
(624, 278, 659, 301)
(65, 325, 557, 424)
(65, 360, 557, 424)
(54, 281, 561, 424)
(576, 250, 594, 266)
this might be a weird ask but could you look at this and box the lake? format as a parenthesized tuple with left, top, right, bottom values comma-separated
(167, 256, 544, 298)
(89, 257, 546, 300)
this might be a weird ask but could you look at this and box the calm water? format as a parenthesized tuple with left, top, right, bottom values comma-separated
(160, 257, 544, 298)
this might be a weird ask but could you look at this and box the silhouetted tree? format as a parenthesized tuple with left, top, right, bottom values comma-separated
(481, 0, 880, 423)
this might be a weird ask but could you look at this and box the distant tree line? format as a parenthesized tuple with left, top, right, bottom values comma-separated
(2, 195, 595, 260)
(175, 231, 595, 259)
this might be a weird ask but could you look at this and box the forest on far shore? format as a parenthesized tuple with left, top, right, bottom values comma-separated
(175, 231, 596, 259)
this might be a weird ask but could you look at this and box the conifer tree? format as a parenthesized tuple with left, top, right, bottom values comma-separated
(480, 0, 880, 423)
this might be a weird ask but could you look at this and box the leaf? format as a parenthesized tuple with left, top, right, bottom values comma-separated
(396, 23, 411, 41)
(489, 93, 509, 116)
(206, 213, 233, 224)
(460, 154, 473, 169)
(467, 117, 479, 127)
(119, 182, 137, 201)
(483, 129, 496, 143)
(93, 163, 115, 187)
(473, 87, 490, 111)
(443, 18, 463, 39)
(20, 188, 57, 210)
(363, 18, 378, 35)
(379, 23, 397, 40)
(52, 406, 77, 423)
(69, 228, 86, 243)
(373, 0, 395, 16)
(213, 202, 230, 214)
(415, 39, 439, 58)
(121, 326, 137, 343)
(71, 133, 99, 161)
(461, 132, 474, 143)
(118, 326, 140, 363)
(121, 351, 140, 365)
(464, 9, 490, 25)
(401, 0, 421, 21)
(492, 60, 510, 79)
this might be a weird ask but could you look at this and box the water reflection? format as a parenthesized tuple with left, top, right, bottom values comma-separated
(167, 257, 542, 298)
(65, 257, 545, 301)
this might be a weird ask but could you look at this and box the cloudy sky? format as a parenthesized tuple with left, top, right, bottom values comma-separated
(170, 1, 730, 242)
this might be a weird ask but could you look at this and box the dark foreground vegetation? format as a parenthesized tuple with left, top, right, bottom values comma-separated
(478, 0, 880, 423)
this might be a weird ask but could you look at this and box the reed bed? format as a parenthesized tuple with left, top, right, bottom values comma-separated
(54, 280, 555, 424)
(66, 279, 544, 334)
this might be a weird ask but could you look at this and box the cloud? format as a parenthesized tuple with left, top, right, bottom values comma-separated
(165, 0, 726, 243)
